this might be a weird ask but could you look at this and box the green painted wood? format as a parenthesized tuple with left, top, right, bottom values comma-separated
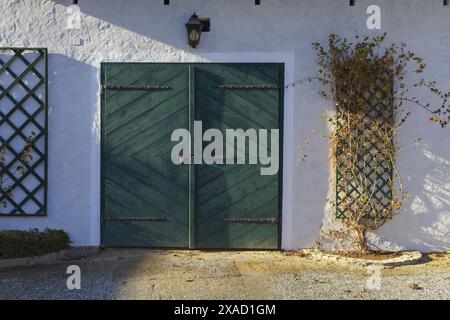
(188, 66, 196, 248)
(101, 63, 283, 249)
(195, 69, 277, 129)
(193, 64, 282, 249)
(102, 64, 190, 247)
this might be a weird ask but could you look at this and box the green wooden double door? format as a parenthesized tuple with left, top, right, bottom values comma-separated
(101, 63, 283, 249)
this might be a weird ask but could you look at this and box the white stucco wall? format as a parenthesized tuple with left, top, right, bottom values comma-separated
(0, 0, 449, 251)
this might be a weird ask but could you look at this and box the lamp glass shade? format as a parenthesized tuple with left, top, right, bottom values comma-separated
(189, 29, 200, 42)
(185, 13, 203, 48)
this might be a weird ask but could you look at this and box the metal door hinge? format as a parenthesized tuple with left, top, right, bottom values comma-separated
(102, 84, 171, 91)
(218, 84, 279, 90)
(104, 216, 168, 222)
(222, 217, 278, 224)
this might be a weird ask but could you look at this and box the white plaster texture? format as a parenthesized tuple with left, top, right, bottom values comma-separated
(0, 0, 449, 251)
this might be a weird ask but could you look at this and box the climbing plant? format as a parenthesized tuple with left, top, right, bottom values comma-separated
(303, 33, 449, 252)
(0, 133, 37, 209)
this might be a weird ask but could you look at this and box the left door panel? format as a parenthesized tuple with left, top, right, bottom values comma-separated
(101, 64, 190, 247)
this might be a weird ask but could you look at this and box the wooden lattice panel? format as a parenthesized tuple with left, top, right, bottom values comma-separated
(336, 78, 394, 221)
(0, 48, 47, 216)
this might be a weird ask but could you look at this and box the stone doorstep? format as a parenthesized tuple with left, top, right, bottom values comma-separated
(0, 247, 100, 270)
(302, 249, 424, 268)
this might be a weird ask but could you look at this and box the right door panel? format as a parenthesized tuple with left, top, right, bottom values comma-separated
(194, 64, 283, 249)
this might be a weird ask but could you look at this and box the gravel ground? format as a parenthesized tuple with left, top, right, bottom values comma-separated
(0, 249, 449, 300)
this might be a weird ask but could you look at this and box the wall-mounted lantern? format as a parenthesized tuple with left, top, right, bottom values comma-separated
(185, 13, 210, 49)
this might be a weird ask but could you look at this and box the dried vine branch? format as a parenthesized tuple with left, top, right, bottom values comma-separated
(305, 33, 449, 252)
(0, 133, 37, 208)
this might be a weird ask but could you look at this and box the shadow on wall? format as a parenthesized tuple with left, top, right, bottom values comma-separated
(0, 54, 97, 244)
(39, 0, 449, 251)
(374, 143, 450, 252)
(51, 0, 294, 53)
(48, 53, 96, 241)
(52, 0, 210, 51)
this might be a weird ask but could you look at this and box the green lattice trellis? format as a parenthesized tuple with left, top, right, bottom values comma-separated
(0, 48, 48, 216)
(336, 76, 394, 220)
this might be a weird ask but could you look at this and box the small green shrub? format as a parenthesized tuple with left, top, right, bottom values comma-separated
(0, 229, 70, 259)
